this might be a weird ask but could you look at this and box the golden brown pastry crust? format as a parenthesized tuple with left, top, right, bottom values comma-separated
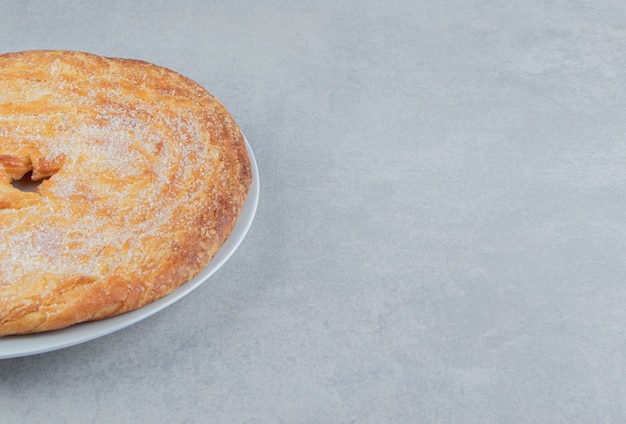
(0, 50, 251, 336)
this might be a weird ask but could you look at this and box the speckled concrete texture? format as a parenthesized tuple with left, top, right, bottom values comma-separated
(2, 0, 626, 422)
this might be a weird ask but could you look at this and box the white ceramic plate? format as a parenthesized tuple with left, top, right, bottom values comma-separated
(0, 135, 259, 359)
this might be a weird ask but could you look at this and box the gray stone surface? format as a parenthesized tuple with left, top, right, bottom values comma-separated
(2, 0, 626, 422)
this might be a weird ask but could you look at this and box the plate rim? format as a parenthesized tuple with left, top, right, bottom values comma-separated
(0, 134, 259, 359)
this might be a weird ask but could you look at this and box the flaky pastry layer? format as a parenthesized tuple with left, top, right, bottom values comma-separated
(0, 50, 251, 336)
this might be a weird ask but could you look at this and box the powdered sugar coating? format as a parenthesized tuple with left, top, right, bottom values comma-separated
(0, 51, 251, 335)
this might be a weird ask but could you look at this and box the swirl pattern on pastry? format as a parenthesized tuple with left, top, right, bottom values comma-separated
(0, 50, 252, 336)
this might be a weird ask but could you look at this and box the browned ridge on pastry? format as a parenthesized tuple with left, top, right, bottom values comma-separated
(0, 50, 252, 336)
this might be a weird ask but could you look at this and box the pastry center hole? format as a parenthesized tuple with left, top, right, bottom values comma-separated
(11, 171, 46, 192)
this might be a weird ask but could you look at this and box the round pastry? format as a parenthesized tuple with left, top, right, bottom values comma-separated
(0, 50, 252, 336)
